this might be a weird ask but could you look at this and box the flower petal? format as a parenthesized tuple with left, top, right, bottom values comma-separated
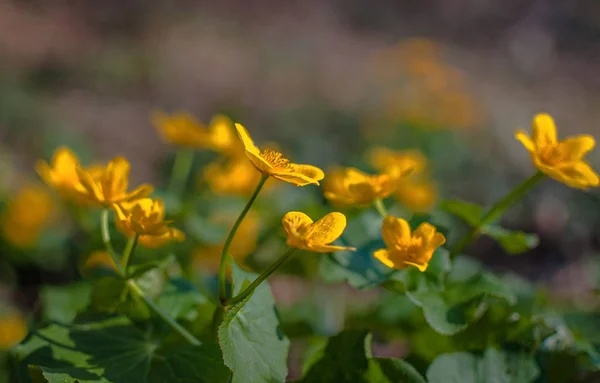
(515, 130, 535, 152)
(413, 222, 437, 242)
(373, 249, 397, 269)
(271, 170, 320, 186)
(305, 212, 347, 246)
(282, 211, 313, 235)
(123, 184, 154, 203)
(559, 135, 595, 161)
(103, 157, 130, 201)
(235, 123, 261, 156)
(307, 243, 356, 253)
(532, 113, 557, 147)
(289, 164, 325, 183)
(382, 215, 411, 249)
(555, 161, 600, 189)
(403, 261, 429, 272)
(76, 168, 103, 203)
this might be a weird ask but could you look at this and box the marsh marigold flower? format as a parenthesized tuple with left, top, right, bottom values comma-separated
(1, 185, 54, 249)
(323, 167, 408, 207)
(282, 211, 355, 253)
(373, 215, 445, 272)
(516, 113, 599, 189)
(396, 179, 437, 213)
(153, 111, 240, 154)
(0, 312, 28, 349)
(76, 157, 153, 207)
(114, 198, 185, 248)
(203, 156, 265, 196)
(235, 123, 324, 186)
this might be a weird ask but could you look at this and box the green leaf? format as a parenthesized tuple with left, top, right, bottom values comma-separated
(19, 319, 230, 383)
(40, 282, 92, 323)
(480, 225, 539, 255)
(218, 262, 290, 383)
(439, 200, 483, 227)
(157, 278, 214, 321)
(127, 255, 175, 280)
(365, 358, 426, 383)
(427, 348, 540, 383)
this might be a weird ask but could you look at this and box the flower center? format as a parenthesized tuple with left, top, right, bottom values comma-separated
(538, 145, 566, 166)
(394, 237, 423, 260)
(261, 149, 290, 169)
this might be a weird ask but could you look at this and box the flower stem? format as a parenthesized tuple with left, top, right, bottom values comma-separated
(121, 235, 139, 277)
(373, 199, 388, 218)
(218, 174, 269, 304)
(100, 209, 124, 275)
(168, 149, 195, 197)
(449, 171, 545, 259)
(225, 248, 296, 307)
(127, 280, 201, 346)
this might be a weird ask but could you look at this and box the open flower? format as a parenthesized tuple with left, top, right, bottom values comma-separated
(323, 167, 404, 206)
(0, 312, 28, 349)
(373, 215, 445, 272)
(282, 211, 355, 253)
(76, 157, 153, 207)
(114, 198, 185, 248)
(235, 123, 324, 186)
(516, 113, 599, 189)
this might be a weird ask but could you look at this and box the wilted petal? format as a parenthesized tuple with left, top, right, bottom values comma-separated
(532, 113, 557, 147)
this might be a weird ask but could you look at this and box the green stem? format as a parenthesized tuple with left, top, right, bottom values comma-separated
(225, 248, 296, 307)
(100, 209, 124, 275)
(218, 174, 268, 304)
(449, 171, 545, 259)
(121, 235, 139, 277)
(373, 198, 388, 218)
(127, 280, 201, 346)
(168, 149, 195, 197)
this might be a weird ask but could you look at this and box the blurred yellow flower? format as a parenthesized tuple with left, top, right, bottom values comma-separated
(0, 312, 28, 349)
(193, 211, 260, 272)
(368, 147, 438, 212)
(323, 167, 405, 207)
(235, 123, 324, 186)
(76, 157, 153, 207)
(153, 111, 240, 154)
(282, 211, 355, 253)
(203, 156, 265, 196)
(373, 215, 445, 272)
(80, 250, 117, 275)
(516, 113, 599, 189)
(114, 198, 185, 248)
(1, 185, 54, 249)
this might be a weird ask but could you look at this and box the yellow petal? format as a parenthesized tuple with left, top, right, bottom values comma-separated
(555, 161, 600, 189)
(413, 222, 437, 242)
(76, 168, 103, 203)
(532, 113, 557, 147)
(35, 160, 53, 184)
(559, 135, 595, 161)
(515, 130, 535, 152)
(271, 170, 320, 186)
(53, 147, 79, 170)
(290, 164, 325, 183)
(122, 184, 154, 203)
(382, 215, 411, 249)
(429, 232, 446, 249)
(282, 211, 313, 234)
(403, 261, 429, 272)
(235, 123, 262, 157)
(306, 212, 347, 246)
(307, 243, 356, 253)
(104, 157, 130, 198)
(373, 248, 397, 269)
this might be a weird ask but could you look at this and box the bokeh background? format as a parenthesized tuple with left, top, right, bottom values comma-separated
(2, 0, 600, 377)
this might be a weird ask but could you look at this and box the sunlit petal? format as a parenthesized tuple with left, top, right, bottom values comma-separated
(532, 113, 557, 147)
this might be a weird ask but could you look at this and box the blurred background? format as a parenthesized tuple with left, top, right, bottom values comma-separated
(2, 0, 600, 375)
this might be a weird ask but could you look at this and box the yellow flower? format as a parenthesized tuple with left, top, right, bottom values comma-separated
(396, 179, 437, 213)
(235, 123, 324, 186)
(0, 312, 28, 349)
(368, 147, 426, 178)
(80, 250, 117, 275)
(203, 156, 266, 196)
(1, 185, 55, 249)
(114, 198, 185, 248)
(76, 157, 153, 207)
(193, 211, 260, 272)
(516, 113, 599, 189)
(153, 111, 241, 153)
(282, 211, 355, 253)
(323, 167, 404, 206)
(373, 215, 445, 272)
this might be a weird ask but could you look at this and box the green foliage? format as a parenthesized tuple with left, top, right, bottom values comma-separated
(218, 262, 290, 383)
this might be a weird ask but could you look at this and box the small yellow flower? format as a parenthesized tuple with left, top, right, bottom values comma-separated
(396, 179, 437, 213)
(0, 312, 28, 349)
(235, 123, 324, 186)
(193, 211, 260, 272)
(1, 185, 55, 249)
(76, 157, 153, 207)
(373, 215, 445, 272)
(80, 250, 117, 275)
(114, 198, 185, 248)
(323, 167, 403, 206)
(203, 156, 266, 196)
(516, 113, 599, 189)
(282, 211, 355, 253)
